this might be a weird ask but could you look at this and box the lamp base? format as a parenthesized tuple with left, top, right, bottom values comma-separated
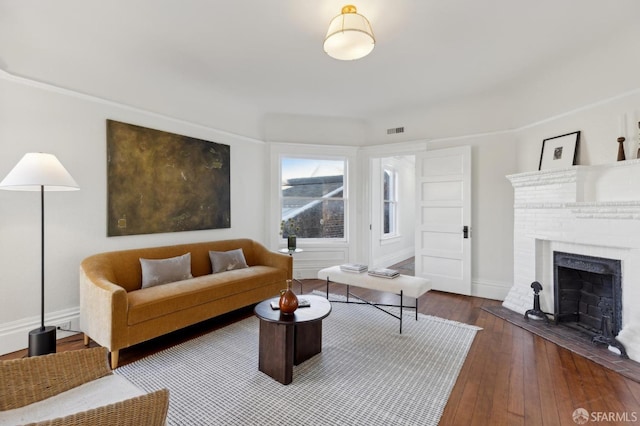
(28, 326, 56, 357)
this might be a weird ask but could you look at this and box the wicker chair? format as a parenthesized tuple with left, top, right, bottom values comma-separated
(0, 347, 169, 426)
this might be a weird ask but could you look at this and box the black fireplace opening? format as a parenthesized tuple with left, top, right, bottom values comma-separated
(553, 251, 622, 338)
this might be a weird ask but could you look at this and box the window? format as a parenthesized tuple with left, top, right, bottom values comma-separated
(281, 157, 346, 240)
(383, 167, 398, 236)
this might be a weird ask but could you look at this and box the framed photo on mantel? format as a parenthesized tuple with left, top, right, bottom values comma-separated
(538, 131, 580, 171)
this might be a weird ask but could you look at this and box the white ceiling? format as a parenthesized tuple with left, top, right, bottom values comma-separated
(1, 0, 639, 140)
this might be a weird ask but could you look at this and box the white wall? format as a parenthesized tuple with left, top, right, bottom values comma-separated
(365, 24, 640, 147)
(508, 24, 640, 135)
(365, 90, 517, 145)
(425, 133, 517, 300)
(263, 113, 367, 146)
(516, 90, 640, 172)
(0, 72, 267, 354)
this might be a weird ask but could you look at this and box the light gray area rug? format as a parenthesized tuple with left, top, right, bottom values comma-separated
(116, 295, 481, 426)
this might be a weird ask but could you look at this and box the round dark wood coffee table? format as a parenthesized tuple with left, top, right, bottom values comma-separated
(254, 294, 331, 385)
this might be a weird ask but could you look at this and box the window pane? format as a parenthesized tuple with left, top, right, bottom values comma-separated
(384, 201, 390, 234)
(282, 199, 344, 238)
(389, 202, 396, 233)
(282, 158, 344, 197)
(383, 167, 397, 235)
(383, 170, 391, 200)
(281, 157, 345, 240)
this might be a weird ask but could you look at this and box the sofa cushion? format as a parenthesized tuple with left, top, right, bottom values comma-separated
(209, 248, 248, 273)
(140, 253, 193, 288)
(127, 265, 286, 326)
(0, 374, 144, 425)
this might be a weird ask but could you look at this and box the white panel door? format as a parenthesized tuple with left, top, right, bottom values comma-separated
(415, 146, 471, 295)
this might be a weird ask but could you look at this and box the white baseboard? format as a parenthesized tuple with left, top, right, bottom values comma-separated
(295, 268, 323, 280)
(371, 247, 414, 269)
(472, 279, 511, 301)
(0, 307, 81, 356)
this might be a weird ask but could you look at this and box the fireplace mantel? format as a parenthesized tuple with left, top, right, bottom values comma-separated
(508, 158, 640, 201)
(507, 160, 640, 220)
(503, 159, 640, 362)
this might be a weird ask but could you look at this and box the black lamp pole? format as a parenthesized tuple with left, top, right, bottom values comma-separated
(40, 185, 45, 329)
(28, 185, 56, 356)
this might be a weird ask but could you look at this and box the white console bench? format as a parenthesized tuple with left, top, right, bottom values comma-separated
(317, 265, 431, 333)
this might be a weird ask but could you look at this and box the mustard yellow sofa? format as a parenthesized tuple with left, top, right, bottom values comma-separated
(80, 238, 292, 368)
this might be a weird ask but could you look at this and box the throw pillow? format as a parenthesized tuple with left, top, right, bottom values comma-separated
(209, 248, 249, 273)
(140, 253, 193, 288)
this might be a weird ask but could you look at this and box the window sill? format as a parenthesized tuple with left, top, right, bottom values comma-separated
(280, 239, 349, 247)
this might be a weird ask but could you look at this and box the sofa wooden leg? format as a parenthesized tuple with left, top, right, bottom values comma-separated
(83, 334, 90, 346)
(110, 350, 119, 369)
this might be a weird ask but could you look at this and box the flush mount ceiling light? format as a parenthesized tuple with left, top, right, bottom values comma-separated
(323, 5, 375, 61)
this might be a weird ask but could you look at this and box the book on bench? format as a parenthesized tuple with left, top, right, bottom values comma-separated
(340, 263, 368, 273)
(367, 268, 400, 279)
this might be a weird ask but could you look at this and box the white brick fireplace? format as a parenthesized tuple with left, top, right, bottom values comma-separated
(503, 159, 640, 362)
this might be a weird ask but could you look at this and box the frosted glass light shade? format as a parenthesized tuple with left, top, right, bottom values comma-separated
(324, 5, 375, 61)
(0, 153, 79, 191)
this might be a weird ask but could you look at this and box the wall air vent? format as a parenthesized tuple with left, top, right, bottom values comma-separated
(386, 127, 405, 135)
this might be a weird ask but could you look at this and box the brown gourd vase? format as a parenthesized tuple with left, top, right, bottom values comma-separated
(279, 279, 298, 315)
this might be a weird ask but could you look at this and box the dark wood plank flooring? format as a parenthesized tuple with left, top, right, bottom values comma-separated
(3, 280, 640, 424)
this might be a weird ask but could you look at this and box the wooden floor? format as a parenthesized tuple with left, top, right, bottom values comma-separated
(3, 280, 640, 425)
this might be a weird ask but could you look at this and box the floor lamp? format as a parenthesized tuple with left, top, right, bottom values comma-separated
(0, 153, 79, 356)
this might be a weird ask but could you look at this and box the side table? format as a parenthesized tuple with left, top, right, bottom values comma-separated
(254, 295, 331, 385)
(278, 248, 304, 293)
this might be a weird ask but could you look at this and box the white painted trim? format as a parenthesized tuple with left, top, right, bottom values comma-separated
(515, 88, 640, 131)
(426, 88, 640, 142)
(267, 143, 359, 262)
(295, 268, 327, 280)
(380, 235, 402, 245)
(0, 68, 264, 146)
(472, 279, 511, 301)
(427, 128, 514, 144)
(269, 142, 359, 155)
(403, 88, 640, 146)
(2, 67, 639, 148)
(0, 307, 81, 356)
(360, 140, 428, 155)
(371, 247, 414, 270)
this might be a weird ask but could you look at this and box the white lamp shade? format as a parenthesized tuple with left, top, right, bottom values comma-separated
(0, 153, 79, 191)
(324, 6, 375, 61)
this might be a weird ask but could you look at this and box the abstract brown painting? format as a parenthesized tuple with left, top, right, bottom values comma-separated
(107, 120, 230, 236)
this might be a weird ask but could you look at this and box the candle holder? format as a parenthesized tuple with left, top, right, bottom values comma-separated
(617, 137, 626, 161)
(637, 122, 640, 159)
